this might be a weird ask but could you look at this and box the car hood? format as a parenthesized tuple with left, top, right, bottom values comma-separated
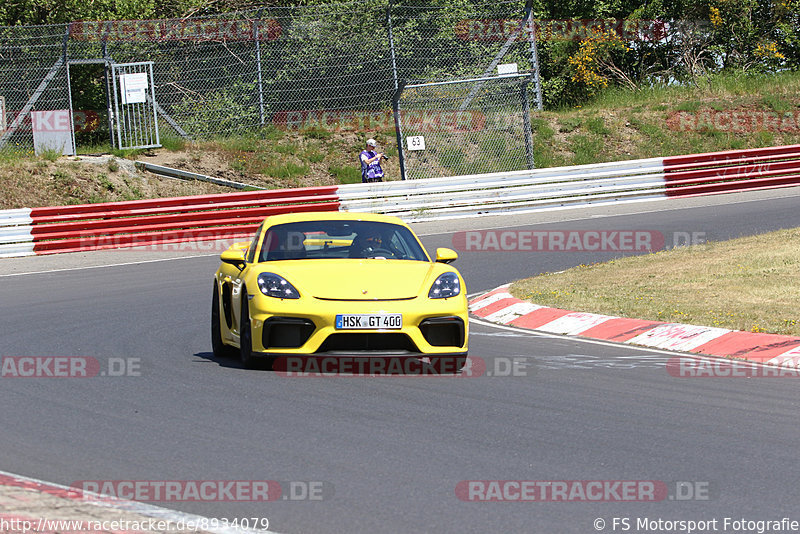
(270, 260, 438, 300)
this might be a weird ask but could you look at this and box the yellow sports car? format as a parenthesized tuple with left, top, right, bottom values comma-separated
(211, 212, 468, 369)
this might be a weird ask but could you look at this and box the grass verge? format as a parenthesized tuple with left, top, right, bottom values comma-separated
(509, 228, 800, 336)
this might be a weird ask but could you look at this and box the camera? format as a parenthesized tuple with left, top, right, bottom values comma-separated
(382, 154, 390, 160)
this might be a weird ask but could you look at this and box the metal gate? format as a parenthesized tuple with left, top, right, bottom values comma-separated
(111, 62, 160, 150)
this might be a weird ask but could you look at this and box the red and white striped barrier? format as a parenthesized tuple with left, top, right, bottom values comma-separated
(2, 143, 800, 257)
(470, 285, 800, 366)
(0, 187, 339, 257)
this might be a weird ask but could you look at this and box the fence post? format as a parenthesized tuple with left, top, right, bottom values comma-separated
(64, 24, 77, 156)
(521, 77, 535, 169)
(102, 30, 116, 148)
(525, 0, 543, 111)
(387, 0, 399, 92)
(254, 9, 266, 126)
(392, 81, 407, 181)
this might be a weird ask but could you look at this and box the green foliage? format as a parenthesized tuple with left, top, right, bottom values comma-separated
(172, 82, 258, 139)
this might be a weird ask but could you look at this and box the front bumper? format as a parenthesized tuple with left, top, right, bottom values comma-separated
(247, 293, 469, 355)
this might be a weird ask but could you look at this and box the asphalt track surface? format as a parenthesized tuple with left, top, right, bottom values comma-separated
(2, 189, 800, 533)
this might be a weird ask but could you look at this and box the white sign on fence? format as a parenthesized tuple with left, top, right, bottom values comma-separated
(497, 63, 518, 75)
(32, 110, 74, 156)
(407, 135, 426, 151)
(120, 73, 149, 104)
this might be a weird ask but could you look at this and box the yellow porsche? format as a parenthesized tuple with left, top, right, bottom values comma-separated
(211, 212, 468, 369)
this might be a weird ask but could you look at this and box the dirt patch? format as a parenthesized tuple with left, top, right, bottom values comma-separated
(134, 148, 284, 188)
(0, 156, 230, 209)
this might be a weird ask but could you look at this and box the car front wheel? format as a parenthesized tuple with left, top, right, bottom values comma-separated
(239, 287, 261, 369)
(212, 282, 236, 359)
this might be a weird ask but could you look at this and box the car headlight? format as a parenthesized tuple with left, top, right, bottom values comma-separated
(257, 273, 300, 299)
(429, 272, 461, 299)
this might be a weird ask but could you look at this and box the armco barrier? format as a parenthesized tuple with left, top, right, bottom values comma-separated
(1, 187, 339, 256)
(2, 144, 800, 257)
(663, 144, 800, 197)
(337, 158, 667, 220)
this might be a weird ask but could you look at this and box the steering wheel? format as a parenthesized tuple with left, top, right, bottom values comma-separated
(362, 247, 398, 258)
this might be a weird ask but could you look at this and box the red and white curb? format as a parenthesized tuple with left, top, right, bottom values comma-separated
(470, 284, 800, 367)
(0, 469, 280, 534)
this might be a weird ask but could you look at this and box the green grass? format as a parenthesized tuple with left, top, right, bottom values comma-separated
(584, 116, 610, 135)
(558, 116, 583, 133)
(275, 142, 299, 155)
(531, 118, 555, 139)
(675, 101, 702, 112)
(160, 136, 187, 151)
(510, 227, 800, 337)
(219, 135, 261, 152)
(263, 161, 309, 180)
(303, 150, 326, 163)
(97, 173, 115, 191)
(300, 125, 333, 140)
(760, 95, 794, 113)
(569, 135, 603, 165)
(39, 147, 62, 162)
(329, 165, 362, 184)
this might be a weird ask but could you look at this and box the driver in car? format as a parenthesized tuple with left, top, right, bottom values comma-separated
(349, 227, 392, 258)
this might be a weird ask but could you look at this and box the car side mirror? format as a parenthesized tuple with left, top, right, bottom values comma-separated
(220, 248, 247, 270)
(435, 247, 458, 264)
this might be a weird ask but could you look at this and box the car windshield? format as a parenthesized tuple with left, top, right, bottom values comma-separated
(258, 220, 429, 262)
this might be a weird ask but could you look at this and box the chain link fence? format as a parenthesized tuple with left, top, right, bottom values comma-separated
(0, 0, 541, 178)
(397, 74, 535, 180)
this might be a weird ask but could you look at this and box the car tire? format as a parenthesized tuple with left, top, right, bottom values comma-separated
(239, 287, 261, 369)
(212, 282, 237, 359)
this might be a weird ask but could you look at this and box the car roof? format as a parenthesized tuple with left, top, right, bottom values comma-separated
(262, 211, 410, 227)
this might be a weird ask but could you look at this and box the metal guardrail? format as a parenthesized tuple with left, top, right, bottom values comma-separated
(134, 161, 264, 190)
(13, 187, 339, 255)
(663, 144, 800, 197)
(338, 158, 667, 220)
(0, 209, 34, 257)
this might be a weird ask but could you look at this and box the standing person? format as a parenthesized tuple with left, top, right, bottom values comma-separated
(359, 138, 385, 183)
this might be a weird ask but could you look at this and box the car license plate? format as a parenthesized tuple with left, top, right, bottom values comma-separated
(335, 314, 402, 330)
